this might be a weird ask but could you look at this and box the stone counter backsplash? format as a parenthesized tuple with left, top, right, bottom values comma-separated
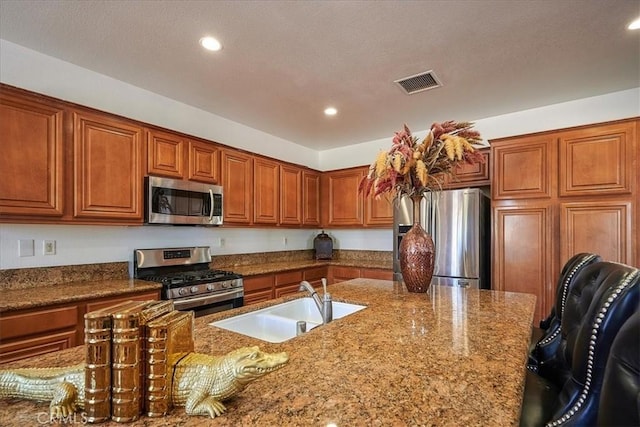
(0, 250, 392, 290)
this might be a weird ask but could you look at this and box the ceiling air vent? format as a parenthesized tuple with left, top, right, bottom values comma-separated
(394, 70, 442, 95)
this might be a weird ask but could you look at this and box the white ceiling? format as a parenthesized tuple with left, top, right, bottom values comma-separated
(1, 1, 638, 150)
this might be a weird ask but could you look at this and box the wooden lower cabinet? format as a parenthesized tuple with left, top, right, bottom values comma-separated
(275, 270, 304, 298)
(329, 266, 361, 284)
(243, 274, 274, 306)
(493, 203, 555, 325)
(83, 290, 161, 312)
(330, 266, 393, 284)
(0, 290, 160, 363)
(304, 266, 329, 288)
(0, 304, 79, 363)
(360, 268, 394, 280)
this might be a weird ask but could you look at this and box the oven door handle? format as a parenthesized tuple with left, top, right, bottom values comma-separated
(172, 289, 243, 311)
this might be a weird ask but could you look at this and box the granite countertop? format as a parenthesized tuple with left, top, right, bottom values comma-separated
(0, 259, 391, 312)
(226, 259, 391, 276)
(0, 280, 162, 313)
(0, 279, 536, 426)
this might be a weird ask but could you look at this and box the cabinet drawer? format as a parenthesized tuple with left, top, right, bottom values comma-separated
(0, 305, 78, 340)
(331, 266, 360, 280)
(0, 330, 77, 364)
(361, 268, 393, 280)
(275, 270, 303, 286)
(243, 274, 274, 292)
(85, 291, 160, 312)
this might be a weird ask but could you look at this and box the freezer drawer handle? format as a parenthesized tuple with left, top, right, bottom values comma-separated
(457, 280, 470, 288)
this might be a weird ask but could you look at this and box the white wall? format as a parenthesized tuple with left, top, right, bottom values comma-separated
(1, 39, 638, 270)
(319, 88, 640, 170)
(0, 40, 320, 170)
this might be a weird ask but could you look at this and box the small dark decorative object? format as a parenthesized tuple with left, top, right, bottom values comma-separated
(314, 231, 333, 260)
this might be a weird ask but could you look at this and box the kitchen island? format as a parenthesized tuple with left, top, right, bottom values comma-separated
(0, 279, 536, 426)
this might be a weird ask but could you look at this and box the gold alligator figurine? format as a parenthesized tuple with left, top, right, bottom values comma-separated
(0, 346, 289, 420)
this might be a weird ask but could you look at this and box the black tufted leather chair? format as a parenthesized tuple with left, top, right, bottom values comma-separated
(528, 253, 601, 374)
(519, 261, 640, 427)
(596, 310, 640, 426)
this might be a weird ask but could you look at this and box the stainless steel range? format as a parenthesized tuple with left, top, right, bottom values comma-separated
(133, 246, 243, 317)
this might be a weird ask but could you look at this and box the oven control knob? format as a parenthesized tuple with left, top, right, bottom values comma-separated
(206, 284, 215, 291)
(221, 281, 229, 289)
(190, 286, 199, 294)
(178, 288, 188, 296)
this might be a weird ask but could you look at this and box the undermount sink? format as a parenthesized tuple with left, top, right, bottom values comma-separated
(209, 297, 366, 343)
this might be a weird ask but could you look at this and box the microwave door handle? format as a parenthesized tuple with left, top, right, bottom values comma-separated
(209, 189, 215, 221)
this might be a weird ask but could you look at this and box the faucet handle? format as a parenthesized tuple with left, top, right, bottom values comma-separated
(321, 278, 327, 295)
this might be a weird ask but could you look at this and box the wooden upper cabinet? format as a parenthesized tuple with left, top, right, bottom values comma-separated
(322, 168, 365, 226)
(188, 139, 220, 184)
(280, 165, 302, 225)
(221, 148, 253, 224)
(559, 121, 636, 197)
(560, 200, 633, 265)
(0, 89, 65, 217)
(73, 110, 143, 221)
(364, 192, 394, 226)
(253, 157, 279, 224)
(146, 128, 185, 179)
(445, 148, 490, 189)
(492, 134, 556, 200)
(302, 170, 321, 227)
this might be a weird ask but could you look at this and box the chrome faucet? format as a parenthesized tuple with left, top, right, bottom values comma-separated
(298, 278, 332, 324)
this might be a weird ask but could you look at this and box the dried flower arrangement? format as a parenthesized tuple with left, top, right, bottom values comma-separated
(359, 121, 486, 198)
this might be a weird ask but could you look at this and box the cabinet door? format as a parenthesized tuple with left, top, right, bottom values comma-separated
(559, 121, 636, 197)
(280, 165, 302, 225)
(0, 90, 64, 217)
(188, 140, 220, 184)
(322, 169, 365, 226)
(221, 149, 253, 224)
(146, 128, 185, 179)
(560, 200, 633, 264)
(493, 203, 555, 324)
(254, 157, 280, 224)
(365, 193, 394, 226)
(445, 148, 490, 189)
(492, 135, 556, 200)
(302, 171, 321, 226)
(73, 111, 143, 221)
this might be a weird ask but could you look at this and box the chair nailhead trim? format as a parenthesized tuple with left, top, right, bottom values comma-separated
(545, 269, 639, 427)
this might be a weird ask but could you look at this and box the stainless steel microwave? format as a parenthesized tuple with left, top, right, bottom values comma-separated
(145, 176, 223, 226)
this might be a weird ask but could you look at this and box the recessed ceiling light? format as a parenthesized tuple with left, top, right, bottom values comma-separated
(200, 36, 222, 51)
(324, 107, 337, 116)
(629, 17, 640, 30)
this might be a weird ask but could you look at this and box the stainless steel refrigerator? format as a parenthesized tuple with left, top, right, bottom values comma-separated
(393, 188, 491, 289)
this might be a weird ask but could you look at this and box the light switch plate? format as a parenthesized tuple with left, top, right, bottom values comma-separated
(18, 239, 34, 257)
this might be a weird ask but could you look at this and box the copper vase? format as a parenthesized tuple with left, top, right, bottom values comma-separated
(399, 194, 435, 293)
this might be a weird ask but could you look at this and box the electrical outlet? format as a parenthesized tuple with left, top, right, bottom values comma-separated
(283, 237, 288, 246)
(219, 238, 225, 247)
(43, 240, 56, 255)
